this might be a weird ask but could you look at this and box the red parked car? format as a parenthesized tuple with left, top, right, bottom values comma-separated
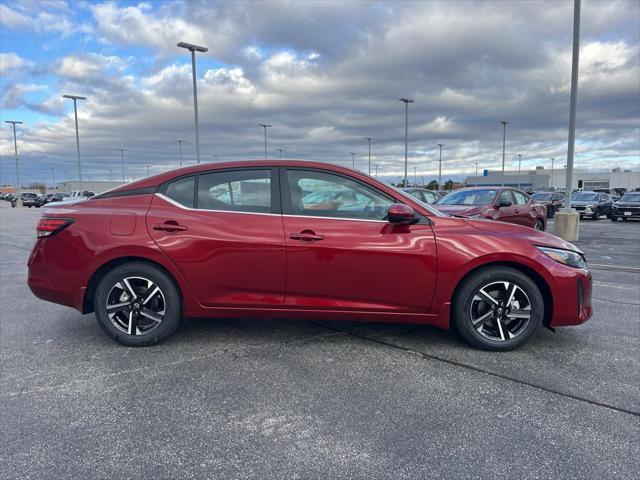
(28, 161, 591, 351)
(434, 187, 547, 230)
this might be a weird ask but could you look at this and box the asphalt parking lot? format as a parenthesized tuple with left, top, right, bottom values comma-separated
(1, 202, 639, 479)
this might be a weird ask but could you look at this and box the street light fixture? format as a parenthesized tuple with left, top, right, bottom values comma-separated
(351, 152, 356, 169)
(437, 143, 444, 190)
(177, 42, 208, 164)
(258, 124, 271, 158)
(365, 137, 373, 175)
(399, 98, 415, 187)
(5, 120, 23, 201)
(276, 148, 284, 158)
(62, 95, 86, 181)
(499, 121, 508, 186)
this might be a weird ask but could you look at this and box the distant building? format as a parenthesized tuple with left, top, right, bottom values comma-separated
(465, 167, 639, 192)
(55, 181, 127, 194)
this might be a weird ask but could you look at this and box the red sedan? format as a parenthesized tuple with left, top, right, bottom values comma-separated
(28, 160, 591, 351)
(434, 187, 547, 230)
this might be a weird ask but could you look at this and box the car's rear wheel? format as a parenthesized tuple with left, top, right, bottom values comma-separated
(533, 219, 545, 231)
(592, 209, 599, 220)
(453, 267, 543, 351)
(94, 262, 182, 346)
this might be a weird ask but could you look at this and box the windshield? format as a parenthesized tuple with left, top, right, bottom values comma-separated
(572, 192, 598, 201)
(532, 193, 552, 201)
(436, 189, 498, 206)
(620, 192, 640, 202)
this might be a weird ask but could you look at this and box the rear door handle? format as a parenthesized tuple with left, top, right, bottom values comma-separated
(290, 231, 324, 242)
(153, 221, 187, 233)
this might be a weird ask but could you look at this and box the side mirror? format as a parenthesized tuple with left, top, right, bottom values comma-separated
(388, 203, 418, 224)
(497, 200, 512, 208)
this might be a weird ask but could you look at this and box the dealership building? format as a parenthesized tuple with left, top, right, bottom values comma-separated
(465, 167, 640, 192)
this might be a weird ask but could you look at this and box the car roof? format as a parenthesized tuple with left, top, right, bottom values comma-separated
(104, 160, 377, 194)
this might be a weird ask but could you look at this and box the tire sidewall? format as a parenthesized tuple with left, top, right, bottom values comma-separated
(453, 267, 544, 351)
(94, 262, 182, 346)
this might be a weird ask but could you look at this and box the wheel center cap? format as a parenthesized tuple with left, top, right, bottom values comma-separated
(133, 302, 141, 310)
(496, 307, 504, 315)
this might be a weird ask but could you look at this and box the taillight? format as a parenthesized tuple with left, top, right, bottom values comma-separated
(36, 217, 74, 238)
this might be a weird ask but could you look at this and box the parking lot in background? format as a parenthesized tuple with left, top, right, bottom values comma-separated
(1, 201, 639, 479)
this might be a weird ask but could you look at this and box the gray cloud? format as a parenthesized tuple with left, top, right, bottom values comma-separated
(1, 0, 639, 185)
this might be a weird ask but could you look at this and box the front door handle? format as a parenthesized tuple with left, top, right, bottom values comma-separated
(153, 221, 187, 233)
(290, 231, 324, 242)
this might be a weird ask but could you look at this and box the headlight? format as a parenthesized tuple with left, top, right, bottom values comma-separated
(537, 246, 588, 269)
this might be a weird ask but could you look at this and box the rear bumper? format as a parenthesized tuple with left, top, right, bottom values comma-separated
(27, 236, 92, 312)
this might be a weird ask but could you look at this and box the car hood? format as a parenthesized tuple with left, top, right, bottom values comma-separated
(433, 205, 484, 216)
(463, 218, 583, 254)
(615, 202, 640, 207)
(570, 200, 597, 206)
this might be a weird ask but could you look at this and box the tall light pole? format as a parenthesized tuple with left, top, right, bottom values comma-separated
(109, 169, 113, 182)
(212, 153, 218, 162)
(5, 120, 23, 199)
(563, 0, 581, 209)
(174, 140, 184, 167)
(258, 124, 271, 158)
(499, 121, 508, 186)
(399, 98, 414, 187)
(365, 137, 373, 175)
(517, 154, 522, 188)
(118, 149, 126, 182)
(375, 165, 378, 177)
(475, 162, 479, 177)
(551, 157, 555, 189)
(351, 152, 356, 169)
(413, 166, 417, 186)
(437, 143, 444, 190)
(62, 95, 86, 182)
(276, 148, 284, 158)
(177, 42, 208, 164)
(145, 165, 151, 177)
(51, 167, 55, 189)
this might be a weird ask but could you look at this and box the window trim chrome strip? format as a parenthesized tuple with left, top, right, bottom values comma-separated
(155, 193, 388, 223)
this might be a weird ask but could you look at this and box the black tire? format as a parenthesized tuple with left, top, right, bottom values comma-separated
(452, 266, 544, 351)
(533, 219, 545, 231)
(592, 209, 599, 220)
(94, 262, 182, 347)
(622, 217, 629, 222)
(611, 216, 618, 222)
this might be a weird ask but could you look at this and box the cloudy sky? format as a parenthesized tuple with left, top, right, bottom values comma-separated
(1, 0, 639, 186)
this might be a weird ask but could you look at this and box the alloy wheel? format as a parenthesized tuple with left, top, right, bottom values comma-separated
(469, 281, 532, 341)
(106, 276, 166, 336)
(534, 221, 544, 231)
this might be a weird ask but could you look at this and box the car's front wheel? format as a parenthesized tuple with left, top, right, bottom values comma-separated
(94, 262, 182, 346)
(533, 219, 545, 231)
(453, 267, 544, 351)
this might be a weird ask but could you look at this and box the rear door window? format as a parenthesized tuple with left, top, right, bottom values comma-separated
(197, 169, 272, 213)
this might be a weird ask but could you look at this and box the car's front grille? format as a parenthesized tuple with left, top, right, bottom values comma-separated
(574, 206, 585, 211)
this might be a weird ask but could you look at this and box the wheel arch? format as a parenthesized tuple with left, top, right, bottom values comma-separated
(450, 261, 553, 328)
(83, 256, 183, 314)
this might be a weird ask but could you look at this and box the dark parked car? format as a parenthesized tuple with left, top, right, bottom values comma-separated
(402, 188, 441, 204)
(28, 160, 591, 351)
(610, 191, 640, 221)
(434, 187, 547, 230)
(531, 191, 565, 218)
(11, 193, 42, 208)
(570, 191, 613, 220)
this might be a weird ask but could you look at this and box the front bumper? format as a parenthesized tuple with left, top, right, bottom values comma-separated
(548, 264, 592, 327)
(611, 208, 640, 219)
